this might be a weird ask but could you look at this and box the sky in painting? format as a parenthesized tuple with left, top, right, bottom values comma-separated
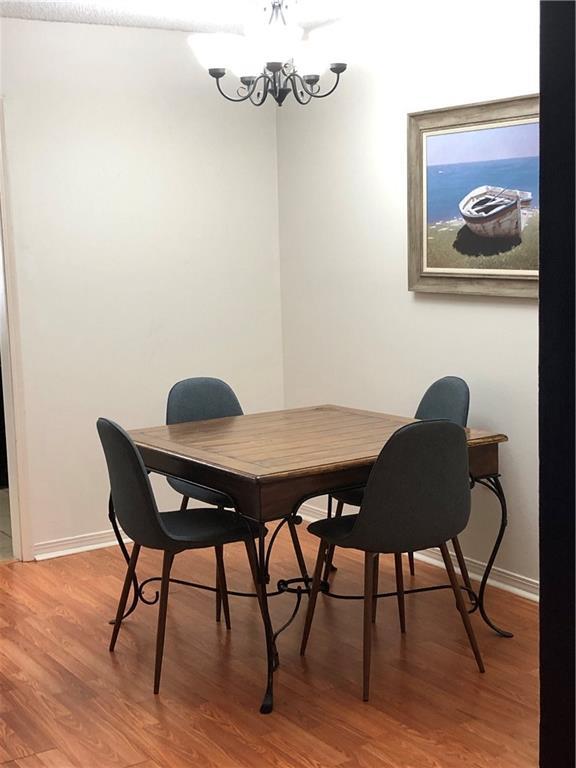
(426, 121, 539, 166)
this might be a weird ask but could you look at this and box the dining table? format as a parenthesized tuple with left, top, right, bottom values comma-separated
(108, 404, 511, 714)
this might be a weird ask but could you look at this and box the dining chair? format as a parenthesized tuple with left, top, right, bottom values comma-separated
(300, 420, 485, 702)
(166, 377, 310, 598)
(323, 376, 472, 590)
(166, 377, 242, 510)
(97, 417, 265, 694)
(166, 377, 242, 628)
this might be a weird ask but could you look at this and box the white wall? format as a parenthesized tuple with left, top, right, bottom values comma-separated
(1, 2, 541, 584)
(0, 19, 284, 553)
(277, 0, 540, 581)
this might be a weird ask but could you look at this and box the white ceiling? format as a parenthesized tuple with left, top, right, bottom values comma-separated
(0, 0, 345, 33)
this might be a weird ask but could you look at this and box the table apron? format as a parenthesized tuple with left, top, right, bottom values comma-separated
(468, 443, 499, 479)
(136, 445, 261, 517)
(137, 442, 499, 523)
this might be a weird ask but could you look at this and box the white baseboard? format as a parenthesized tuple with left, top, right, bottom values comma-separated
(33, 504, 203, 560)
(34, 529, 129, 560)
(299, 501, 539, 603)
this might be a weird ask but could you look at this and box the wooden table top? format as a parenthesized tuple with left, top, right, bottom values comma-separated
(130, 404, 508, 483)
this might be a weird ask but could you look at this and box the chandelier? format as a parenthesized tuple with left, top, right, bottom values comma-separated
(188, 1, 347, 107)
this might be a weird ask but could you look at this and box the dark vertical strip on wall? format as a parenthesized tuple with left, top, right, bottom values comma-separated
(539, 2, 575, 766)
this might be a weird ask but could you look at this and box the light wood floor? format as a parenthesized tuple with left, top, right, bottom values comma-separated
(0, 527, 538, 767)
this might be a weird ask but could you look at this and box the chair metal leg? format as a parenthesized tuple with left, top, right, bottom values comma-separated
(372, 554, 379, 623)
(393, 552, 406, 633)
(154, 550, 175, 694)
(321, 500, 344, 582)
(440, 542, 485, 674)
(287, 517, 310, 586)
(300, 539, 328, 656)
(363, 552, 377, 701)
(179, 495, 189, 512)
(408, 551, 415, 576)
(110, 543, 141, 652)
(215, 545, 231, 629)
(451, 536, 473, 596)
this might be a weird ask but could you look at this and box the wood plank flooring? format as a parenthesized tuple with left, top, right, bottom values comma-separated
(0, 527, 538, 767)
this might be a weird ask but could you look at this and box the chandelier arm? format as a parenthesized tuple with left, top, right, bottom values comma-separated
(286, 74, 313, 105)
(249, 74, 273, 106)
(215, 76, 258, 103)
(295, 71, 342, 99)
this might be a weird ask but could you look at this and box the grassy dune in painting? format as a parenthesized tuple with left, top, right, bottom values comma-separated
(426, 209, 539, 271)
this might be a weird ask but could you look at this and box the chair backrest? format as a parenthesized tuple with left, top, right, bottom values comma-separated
(415, 376, 470, 427)
(97, 418, 171, 550)
(347, 421, 470, 554)
(166, 377, 243, 425)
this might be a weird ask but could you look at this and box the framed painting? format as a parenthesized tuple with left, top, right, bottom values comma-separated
(408, 95, 539, 298)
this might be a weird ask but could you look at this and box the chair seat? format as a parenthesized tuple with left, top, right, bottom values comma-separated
(167, 476, 235, 508)
(160, 508, 262, 548)
(308, 514, 358, 546)
(332, 486, 365, 506)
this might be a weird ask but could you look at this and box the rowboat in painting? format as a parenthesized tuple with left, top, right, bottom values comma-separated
(458, 185, 532, 238)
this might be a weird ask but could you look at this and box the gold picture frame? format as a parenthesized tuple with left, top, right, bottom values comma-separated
(408, 95, 539, 298)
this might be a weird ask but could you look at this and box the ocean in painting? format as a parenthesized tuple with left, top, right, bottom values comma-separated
(426, 156, 539, 224)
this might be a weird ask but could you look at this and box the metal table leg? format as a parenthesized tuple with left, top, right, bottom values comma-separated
(257, 524, 279, 714)
(469, 475, 514, 638)
(287, 515, 310, 587)
(254, 514, 307, 714)
(108, 495, 140, 622)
